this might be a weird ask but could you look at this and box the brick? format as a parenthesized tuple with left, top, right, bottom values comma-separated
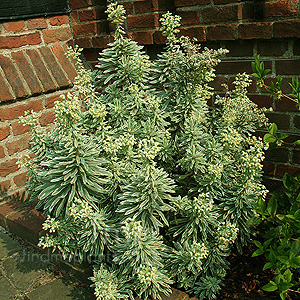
(257, 40, 288, 57)
(13, 172, 27, 187)
(26, 49, 57, 92)
(0, 180, 11, 193)
(39, 111, 55, 126)
(276, 59, 300, 76)
(262, 161, 275, 176)
(265, 112, 290, 130)
(0, 33, 42, 49)
(238, 22, 272, 39)
(0, 146, 5, 159)
(45, 94, 62, 108)
(276, 97, 299, 112)
(207, 24, 236, 41)
(180, 26, 206, 41)
(0, 72, 14, 102)
(202, 4, 241, 24)
(5, 204, 45, 244)
(265, 147, 289, 163)
(6, 135, 31, 156)
(209, 76, 227, 91)
(97, 21, 109, 34)
(216, 60, 254, 75)
(52, 44, 77, 82)
(27, 18, 47, 29)
(74, 37, 92, 48)
(0, 159, 19, 177)
(0, 55, 28, 98)
(292, 149, 300, 165)
(127, 14, 159, 29)
(248, 94, 273, 108)
(121, 2, 134, 15)
(11, 122, 30, 136)
(42, 27, 72, 43)
(273, 20, 300, 38)
(177, 11, 200, 26)
(0, 126, 10, 141)
(78, 8, 97, 21)
(72, 22, 97, 36)
(71, 11, 79, 24)
(277, 164, 300, 177)
(0, 100, 42, 122)
(214, 0, 239, 4)
(294, 115, 300, 130)
(175, 0, 210, 6)
(3, 21, 24, 32)
(92, 35, 110, 48)
(132, 31, 154, 45)
(49, 15, 69, 26)
(11, 51, 42, 95)
(134, 0, 159, 13)
(82, 49, 99, 62)
(39, 47, 70, 87)
(264, 0, 297, 18)
(69, 0, 92, 9)
(154, 31, 166, 44)
(294, 39, 300, 56)
(224, 40, 253, 57)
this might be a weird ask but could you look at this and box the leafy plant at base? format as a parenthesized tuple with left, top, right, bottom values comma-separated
(20, 3, 268, 300)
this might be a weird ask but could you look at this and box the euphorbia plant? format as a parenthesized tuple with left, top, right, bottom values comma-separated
(20, 3, 268, 299)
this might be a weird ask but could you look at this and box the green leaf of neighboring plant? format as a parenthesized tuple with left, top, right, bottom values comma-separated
(277, 133, 289, 140)
(264, 133, 277, 143)
(262, 282, 278, 292)
(263, 262, 274, 271)
(267, 196, 278, 218)
(268, 123, 278, 135)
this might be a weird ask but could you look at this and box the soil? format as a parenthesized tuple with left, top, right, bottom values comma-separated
(217, 244, 300, 300)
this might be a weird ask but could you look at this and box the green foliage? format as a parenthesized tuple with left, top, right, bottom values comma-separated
(253, 173, 300, 299)
(21, 4, 269, 300)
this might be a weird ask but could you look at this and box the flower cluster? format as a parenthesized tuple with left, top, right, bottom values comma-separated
(217, 222, 239, 251)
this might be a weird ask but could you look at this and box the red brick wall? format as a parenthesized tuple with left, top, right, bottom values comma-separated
(0, 15, 77, 199)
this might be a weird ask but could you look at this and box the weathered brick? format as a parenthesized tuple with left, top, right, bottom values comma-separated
(26, 49, 57, 92)
(78, 8, 97, 21)
(264, 0, 297, 18)
(0, 159, 19, 177)
(0, 126, 10, 141)
(225, 40, 253, 57)
(13, 172, 28, 187)
(154, 31, 167, 44)
(257, 40, 288, 57)
(45, 94, 63, 108)
(294, 115, 300, 130)
(42, 27, 72, 43)
(276, 97, 299, 112)
(202, 4, 241, 24)
(216, 60, 254, 75)
(3, 21, 24, 32)
(6, 135, 31, 155)
(72, 22, 97, 36)
(273, 20, 300, 38)
(74, 37, 93, 48)
(248, 94, 273, 108)
(276, 59, 300, 76)
(0, 55, 28, 98)
(11, 51, 42, 95)
(121, 2, 134, 14)
(127, 14, 159, 29)
(91, 35, 110, 48)
(0, 146, 5, 159)
(265, 112, 290, 130)
(39, 47, 70, 88)
(83, 49, 99, 62)
(71, 11, 79, 23)
(265, 147, 289, 163)
(177, 11, 200, 26)
(214, 0, 239, 4)
(277, 164, 300, 177)
(11, 121, 30, 136)
(49, 15, 69, 26)
(0, 72, 14, 102)
(69, 0, 93, 9)
(0, 33, 42, 49)
(207, 24, 237, 41)
(134, 0, 159, 13)
(175, 0, 210, 6)
(0, 180, 11, 193)
(52, 44, 77, 82)
(27, 18, 47, 29)
(180, 26, 206, 41)
(97, 21, 109, 34)
(238, 22, 272, 39)
(39, 111, 56, 126)
(132, 31, 154, 45)
(262, 161, 275, 176)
